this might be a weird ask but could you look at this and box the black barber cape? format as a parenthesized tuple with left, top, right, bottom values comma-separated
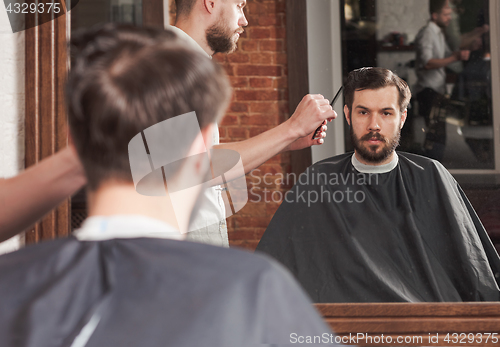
(256, 152, 500, 303)
(0, 237, 334, 347)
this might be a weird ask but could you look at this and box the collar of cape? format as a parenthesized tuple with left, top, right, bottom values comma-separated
(351, 152, 399, 174)
(74, 215, 184, 242)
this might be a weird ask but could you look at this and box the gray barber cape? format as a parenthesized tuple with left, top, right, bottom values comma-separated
(256, 152, 500, 303)
(0, 236, 334, 346)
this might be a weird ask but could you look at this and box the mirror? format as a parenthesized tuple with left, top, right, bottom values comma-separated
(279, 0, 500, 304)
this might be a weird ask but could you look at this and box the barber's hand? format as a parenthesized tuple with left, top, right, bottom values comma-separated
(472, 24, 489, 36)
(287, 94, 336, 139)
(285, 121, 328, 152)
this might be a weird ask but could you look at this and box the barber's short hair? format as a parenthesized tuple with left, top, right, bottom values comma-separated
(175, 0, 197, 17)
(344, 67, 411, 114)
(67, 23, 231, 190)
(429, 0, 448, 15)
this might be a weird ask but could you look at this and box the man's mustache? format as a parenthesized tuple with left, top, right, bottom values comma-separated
(360, 132, 386, 142)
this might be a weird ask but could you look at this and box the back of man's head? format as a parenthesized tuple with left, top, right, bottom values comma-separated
(429, 0, 448, 15)
(67, 24, 231, 191)
(344, 67, 411, 114)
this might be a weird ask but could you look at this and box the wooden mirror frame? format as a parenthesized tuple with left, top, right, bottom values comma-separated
(24, 0, 164, 244)
(287, 1, 500, 345)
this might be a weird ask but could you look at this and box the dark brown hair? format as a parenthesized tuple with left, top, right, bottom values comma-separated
(429, 0, 448, 15)
(344, 67, 411, 114)
(67, 23, 231, 190)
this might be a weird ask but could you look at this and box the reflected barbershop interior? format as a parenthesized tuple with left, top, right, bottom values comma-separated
(1, 0, 500, 345)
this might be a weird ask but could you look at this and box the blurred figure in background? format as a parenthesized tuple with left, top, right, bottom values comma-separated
(414, 0, 471, 161)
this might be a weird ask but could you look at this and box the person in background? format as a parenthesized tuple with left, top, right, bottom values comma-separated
(414, 0, 470, 160)
(172, 0, 337, 246)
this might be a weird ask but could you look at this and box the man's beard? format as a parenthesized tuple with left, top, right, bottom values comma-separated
(437, 20, 449, 29)
(206, 20, 239, 54)
(350, 126, 401, 164)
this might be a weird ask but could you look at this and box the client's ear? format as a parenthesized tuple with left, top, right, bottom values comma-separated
(344, 105, 351, 126)
(400, 109, 408, 129)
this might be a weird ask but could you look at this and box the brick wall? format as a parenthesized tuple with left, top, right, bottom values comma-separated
(169, 0, 290, 251)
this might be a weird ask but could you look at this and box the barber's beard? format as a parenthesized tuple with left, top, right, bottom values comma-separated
(206, 19, 239, 54)
(350, 126, 401, 164)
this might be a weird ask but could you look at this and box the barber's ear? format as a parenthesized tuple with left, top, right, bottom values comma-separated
(344, 105, 351, 126)
(203, 0, 216, 14)
(401, 109, 407, 129)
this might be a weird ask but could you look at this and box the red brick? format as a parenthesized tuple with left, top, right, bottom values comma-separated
(228, 229, 257, 240)
(218, 127, 227, 139)
(213, 55, 227, 63)
(260, 40, 283, 52)
(222, 64, 234, 76)
(277, 13, 285, 27)
(240, 114, 277, 126)
(235, 90, 279, 101)
(273, 52, 287, 65)
(228, 53, 250, 63)
(228, 127, 247, 139)
(249, 52, 273, 64)
(257, 16, 279, 26)
(247, 174, 279, 190)
(279, 89, 288, 100)
(272, 77, 287, 89)
(249, 27, 271, 39)
(229, 77, 248, 88)
(234, 216, 272, 229)
(241, 40, 258, 52)
(249, 77, 273, 88)
(230, 102, 249, 113)
(226, 216, 235, 228)
(278, 101, 289, 113)
(259, 164, 283, 175)
(236, 64, 281, 77)
(249, 102, 279, 113)
(247, 2, 267, 15)
(220, 114, 238, 126)
(228, 240, 260, 252)
(275, 0, 286, 13)
(239, 201, 267, 215)
(272, 27, 286, 39)
(266, 154, 284, 163)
